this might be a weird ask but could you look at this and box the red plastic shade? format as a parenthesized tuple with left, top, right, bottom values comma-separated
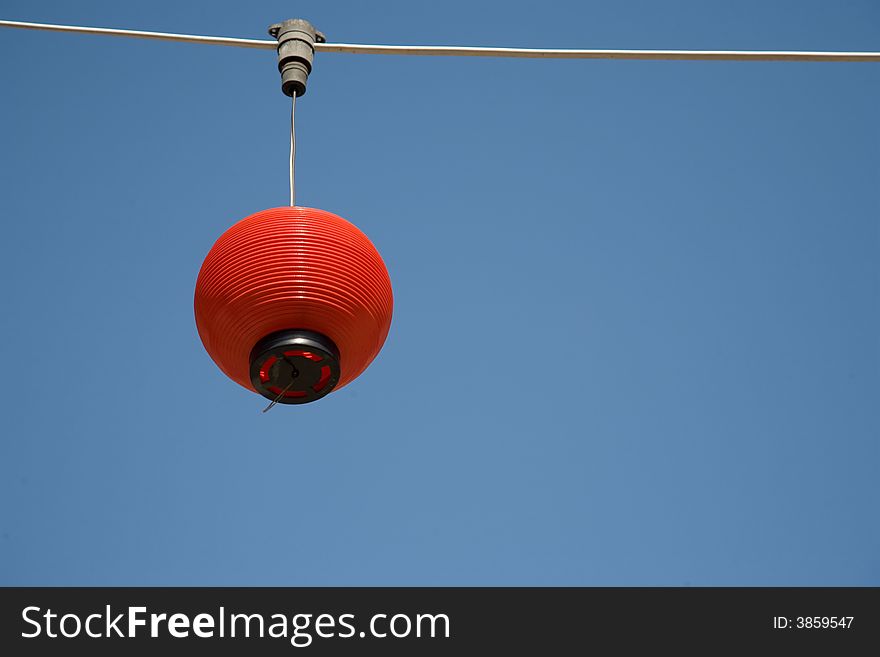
(194, 206, 393, 395)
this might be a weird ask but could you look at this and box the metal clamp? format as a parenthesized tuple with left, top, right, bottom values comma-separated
(268, 18, 325, 97)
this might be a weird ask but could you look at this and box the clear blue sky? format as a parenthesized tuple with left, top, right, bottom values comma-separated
(1, 0, 877, 585)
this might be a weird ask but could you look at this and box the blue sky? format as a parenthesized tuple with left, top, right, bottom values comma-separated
(0, 0, 877, 585)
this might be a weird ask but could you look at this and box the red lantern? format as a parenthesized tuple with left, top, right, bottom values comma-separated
(194, 206, 393, 405)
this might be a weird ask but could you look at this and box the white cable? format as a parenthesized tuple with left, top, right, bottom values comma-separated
(318, 43, 880, 62)
(2, 19, 880, 62)
(289, 92, 296, 207)
(0, 19, 273, 49)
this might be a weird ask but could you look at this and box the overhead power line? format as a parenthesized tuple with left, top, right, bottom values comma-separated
(2, 19, 880, 62)
(0, 19, 273, 49)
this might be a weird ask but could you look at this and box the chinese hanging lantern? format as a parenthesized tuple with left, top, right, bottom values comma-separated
(194, 20, 393, 407)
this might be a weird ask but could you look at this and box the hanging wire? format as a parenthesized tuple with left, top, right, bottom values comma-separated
(261, 379, 295, 413)
(2, 19, 880, 62)
(289, 92, 296, 207)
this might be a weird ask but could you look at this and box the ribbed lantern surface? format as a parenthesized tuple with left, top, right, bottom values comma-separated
(194, 206, 393, 394)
